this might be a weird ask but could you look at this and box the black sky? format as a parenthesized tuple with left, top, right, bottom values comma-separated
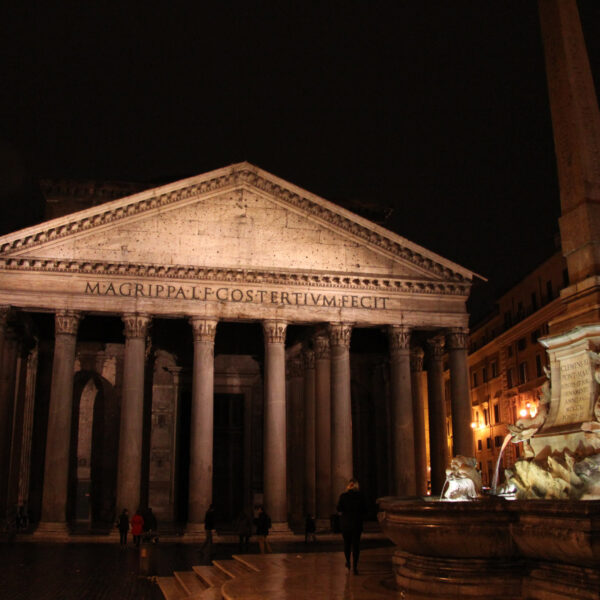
(1, 1, 599, 323)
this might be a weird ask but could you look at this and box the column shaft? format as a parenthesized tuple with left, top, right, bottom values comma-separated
(447, 329, 474, 458)
(187, 318, 217, 531)
(329, 323, 353, 507)
(288, 357, 304, 526)
(426, 336, 449, 496)
(116, 314, 150, 515)
(39, 311, 81, 528)
(314, 334, 331, 521)
(303, 349, 316, 517)
(410, 348, 428, 496)
(263, 320, 287, 525)
(388, 326, 416, 496)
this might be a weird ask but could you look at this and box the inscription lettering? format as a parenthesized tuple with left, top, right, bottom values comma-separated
(84, 281, 389, 310)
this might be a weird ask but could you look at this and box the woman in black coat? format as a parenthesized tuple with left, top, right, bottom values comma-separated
(336, 478, 367, 574)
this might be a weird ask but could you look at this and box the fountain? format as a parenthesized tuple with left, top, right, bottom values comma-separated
(378, 334, 600, 599)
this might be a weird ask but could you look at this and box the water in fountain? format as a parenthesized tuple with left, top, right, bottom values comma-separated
(491, 433, 512, 493)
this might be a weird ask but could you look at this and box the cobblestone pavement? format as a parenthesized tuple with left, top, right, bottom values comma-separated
(0, 538, 392, 599)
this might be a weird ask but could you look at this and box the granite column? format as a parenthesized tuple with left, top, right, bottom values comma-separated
(410, 347, 428, 496)
(314, 334, 331, 523)
(303, 348, 316, 517)
(426, 335, 449, 496)
(116, 313, 151, 515)
(388, 325, 416, 496)
(447, 328, 474, 458)
(262, 320, 288, 528)
(329, 323, 353, 506)
(37, 310, 81, 534)
(187, 318, 217, 534)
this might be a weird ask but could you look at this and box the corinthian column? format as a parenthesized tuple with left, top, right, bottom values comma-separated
(313, 334, 331, 523)
(303, 348, 316, 517)
(410, 347, 428, 496)
(116, 313, 151, 516)
(329, 322, 353, 507)
(37, 310, 81, 535)
(187, 318, 218, 535)
(388, 326, 416, 496)
(447, 328, 473, 458)
(426, 335, 449, 496)
(262, 320, 288, 528)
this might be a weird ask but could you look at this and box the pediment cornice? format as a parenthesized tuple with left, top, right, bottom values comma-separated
(0, 163, 476, 283)
(0, 257, 470, 297)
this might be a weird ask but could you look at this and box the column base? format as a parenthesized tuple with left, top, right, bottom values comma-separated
(34, 521, 71, 540)
(182, 523, 208, 541)
(267, 521, 292, 537)
(316, 518, 332, 531)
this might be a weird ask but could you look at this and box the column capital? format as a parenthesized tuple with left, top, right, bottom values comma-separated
(446, 328, 469, 350)
(410, 346, 424, 372)
(388, 325, 411, 355)
(287, 357, 304, 379)
(329, 322, 352, 349)
(427, 335, 445, 360)
(190, 317, 218, 342)
(313, 334, 330, 359)
(303, 348, 315, 370)
(55, 310, 81, 336)
(263, 320, 287, 344)
(122, 313, 151, 339)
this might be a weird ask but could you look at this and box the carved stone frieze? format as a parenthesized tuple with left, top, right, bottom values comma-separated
(190, 318, 218, 343)
(0, 165, 468, 284)
(388, 325, 411, 355)
(446, 328, 469, 350)
(0, 257, 471, 296)
(313, 335, 330, 360)
(122, 313, 151, 339)
(263, 320, 287, 344)
(329, 323, 353, 349)
(410, 347, 425, 372)
(55, 310, 81, 336)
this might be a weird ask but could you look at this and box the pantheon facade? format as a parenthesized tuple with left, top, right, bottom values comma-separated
(0, 163, 475, 535)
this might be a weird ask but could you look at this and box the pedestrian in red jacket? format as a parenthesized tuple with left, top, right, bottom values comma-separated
(131, 510, 144, 547)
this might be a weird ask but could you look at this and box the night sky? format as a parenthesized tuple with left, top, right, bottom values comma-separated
(1, 1, 599, 323)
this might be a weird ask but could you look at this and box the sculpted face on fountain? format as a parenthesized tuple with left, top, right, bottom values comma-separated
(442, 455, 482, 500)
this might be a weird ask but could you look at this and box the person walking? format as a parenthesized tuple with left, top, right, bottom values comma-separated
(234, 510, 253, 552)
(117, 508, 129, 547)
(304, 513, 316, 543)
(336, 478, 367, 575)
(131, 509, 144, 547)
(201, 504, 216, 558)
(254, 506, 272, 553)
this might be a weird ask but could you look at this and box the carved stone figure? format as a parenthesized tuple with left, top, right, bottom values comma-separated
(442, 456, 482, 500)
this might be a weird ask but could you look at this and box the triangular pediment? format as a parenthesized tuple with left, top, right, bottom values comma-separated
(0, 163, 476, 288)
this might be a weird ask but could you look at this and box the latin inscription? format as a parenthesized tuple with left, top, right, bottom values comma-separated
(84, 281, 390, 310)
(555, 356, 593, 426)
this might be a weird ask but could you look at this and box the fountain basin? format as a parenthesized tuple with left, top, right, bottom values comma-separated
(378, 496, 600, 599)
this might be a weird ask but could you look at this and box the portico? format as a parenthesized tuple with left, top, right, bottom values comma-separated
(0, 163, 476, 534)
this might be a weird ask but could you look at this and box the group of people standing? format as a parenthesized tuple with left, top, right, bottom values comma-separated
(116, 507, 158, 547)
(114, 477, 367, 574)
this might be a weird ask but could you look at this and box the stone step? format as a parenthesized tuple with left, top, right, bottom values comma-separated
(156, 576, 188, 600)
(174, 570, 208, 596)
(192, 565, 230, 588)
(212, 559, 256, 580)
(195, 587, 223, 600)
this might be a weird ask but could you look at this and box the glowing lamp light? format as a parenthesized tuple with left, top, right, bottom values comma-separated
(470, 422, 477, 429)
(519, 408, 528, 418)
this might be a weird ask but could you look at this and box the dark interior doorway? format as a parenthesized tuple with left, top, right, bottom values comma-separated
(213, 393, 244, 525)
